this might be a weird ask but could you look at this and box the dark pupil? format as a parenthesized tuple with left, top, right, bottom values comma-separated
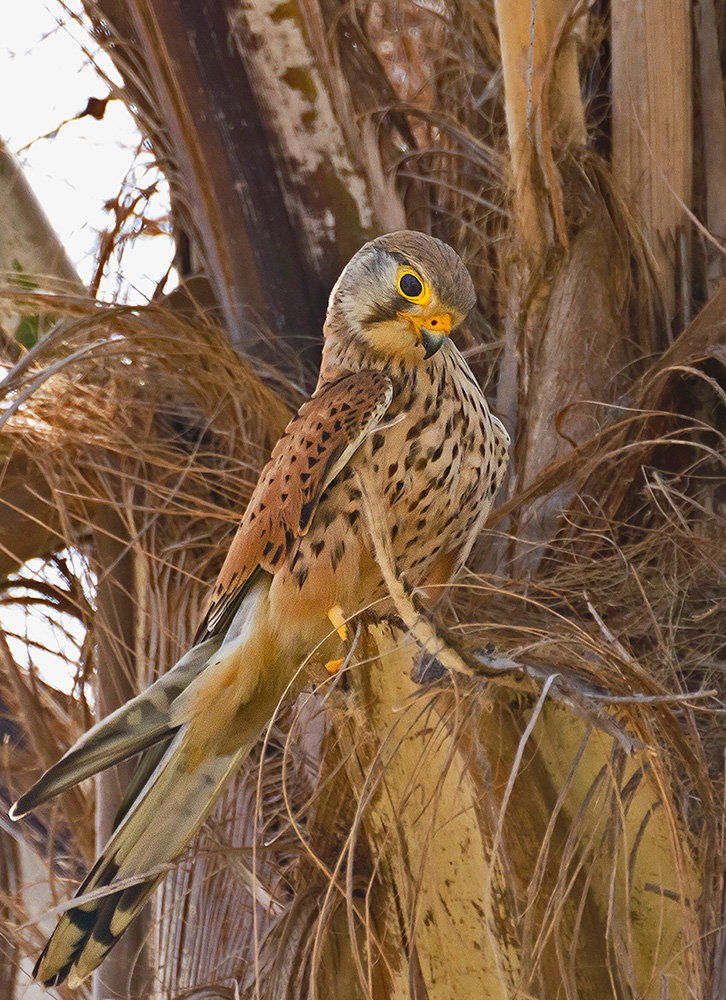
(400, 272, 423, 298)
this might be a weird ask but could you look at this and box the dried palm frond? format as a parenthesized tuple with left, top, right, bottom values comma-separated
(0, 294, 295, 994)
(3, 0, 726, 996)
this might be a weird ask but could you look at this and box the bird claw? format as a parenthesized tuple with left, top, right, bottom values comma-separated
(410, 646, 448, 684)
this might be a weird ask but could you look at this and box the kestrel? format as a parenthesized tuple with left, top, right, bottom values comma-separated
(10, 231, 509, 987)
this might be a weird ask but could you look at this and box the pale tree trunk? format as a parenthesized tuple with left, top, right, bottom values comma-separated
(494, 0, 587, 265)
(495, 0, 633, 564)
(318, 624, 702, 999)
(611, 0, 692, 325)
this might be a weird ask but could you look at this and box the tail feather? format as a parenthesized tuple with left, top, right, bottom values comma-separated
(111, 739, 170, 830)
(16, 574, 276, 988)
(10, 637, 221, 819)
(34, 728, 250, 988)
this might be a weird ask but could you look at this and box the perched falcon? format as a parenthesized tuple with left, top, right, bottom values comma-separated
(10, 231, 509, 988)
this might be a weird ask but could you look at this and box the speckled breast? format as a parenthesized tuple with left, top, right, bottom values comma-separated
(292, 344, 509, 608)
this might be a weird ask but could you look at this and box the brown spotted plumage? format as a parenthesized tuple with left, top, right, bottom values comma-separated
(10, 231, 509, 988)
(200, 370, 393, 638)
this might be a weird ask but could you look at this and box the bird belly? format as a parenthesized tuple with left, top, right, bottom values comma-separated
(267, 515, 378, 656)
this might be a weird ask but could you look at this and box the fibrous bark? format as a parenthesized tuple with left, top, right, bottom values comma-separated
(612, 0, 692, 325)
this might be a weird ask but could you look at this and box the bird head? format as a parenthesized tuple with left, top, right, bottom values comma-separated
(323, 231, 476, 364)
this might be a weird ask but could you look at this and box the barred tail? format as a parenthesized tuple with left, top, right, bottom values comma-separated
(35, 729, 250, 988)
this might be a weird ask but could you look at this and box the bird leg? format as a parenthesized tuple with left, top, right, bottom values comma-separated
(327, 605, 348, 640)
(324, 605, 349, 674)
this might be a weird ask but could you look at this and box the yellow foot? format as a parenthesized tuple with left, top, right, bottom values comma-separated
(325, 657, 345, 675)
(327, 605, 348, 641)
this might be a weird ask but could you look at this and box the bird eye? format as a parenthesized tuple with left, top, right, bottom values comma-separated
(398, 270, 426, 301)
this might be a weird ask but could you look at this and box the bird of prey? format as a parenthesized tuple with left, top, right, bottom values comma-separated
(10, 231, 509, 988)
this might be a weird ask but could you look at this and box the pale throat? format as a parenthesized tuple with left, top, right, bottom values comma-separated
(320, 320, 427, 380)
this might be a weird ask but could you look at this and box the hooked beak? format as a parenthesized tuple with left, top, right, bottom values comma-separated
(397, 311, 452, 358)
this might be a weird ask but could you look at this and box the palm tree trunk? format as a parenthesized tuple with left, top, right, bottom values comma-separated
(612, 0, 692, 325)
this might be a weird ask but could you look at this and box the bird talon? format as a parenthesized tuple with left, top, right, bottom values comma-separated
(325, 657, 345, 675)
(327, 605, 348, 641)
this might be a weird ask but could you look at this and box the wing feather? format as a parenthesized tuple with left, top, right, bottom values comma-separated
(197, 370, 393, 640)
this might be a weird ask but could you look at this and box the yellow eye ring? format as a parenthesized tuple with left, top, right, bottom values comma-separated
(397, 268, 430, 305)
